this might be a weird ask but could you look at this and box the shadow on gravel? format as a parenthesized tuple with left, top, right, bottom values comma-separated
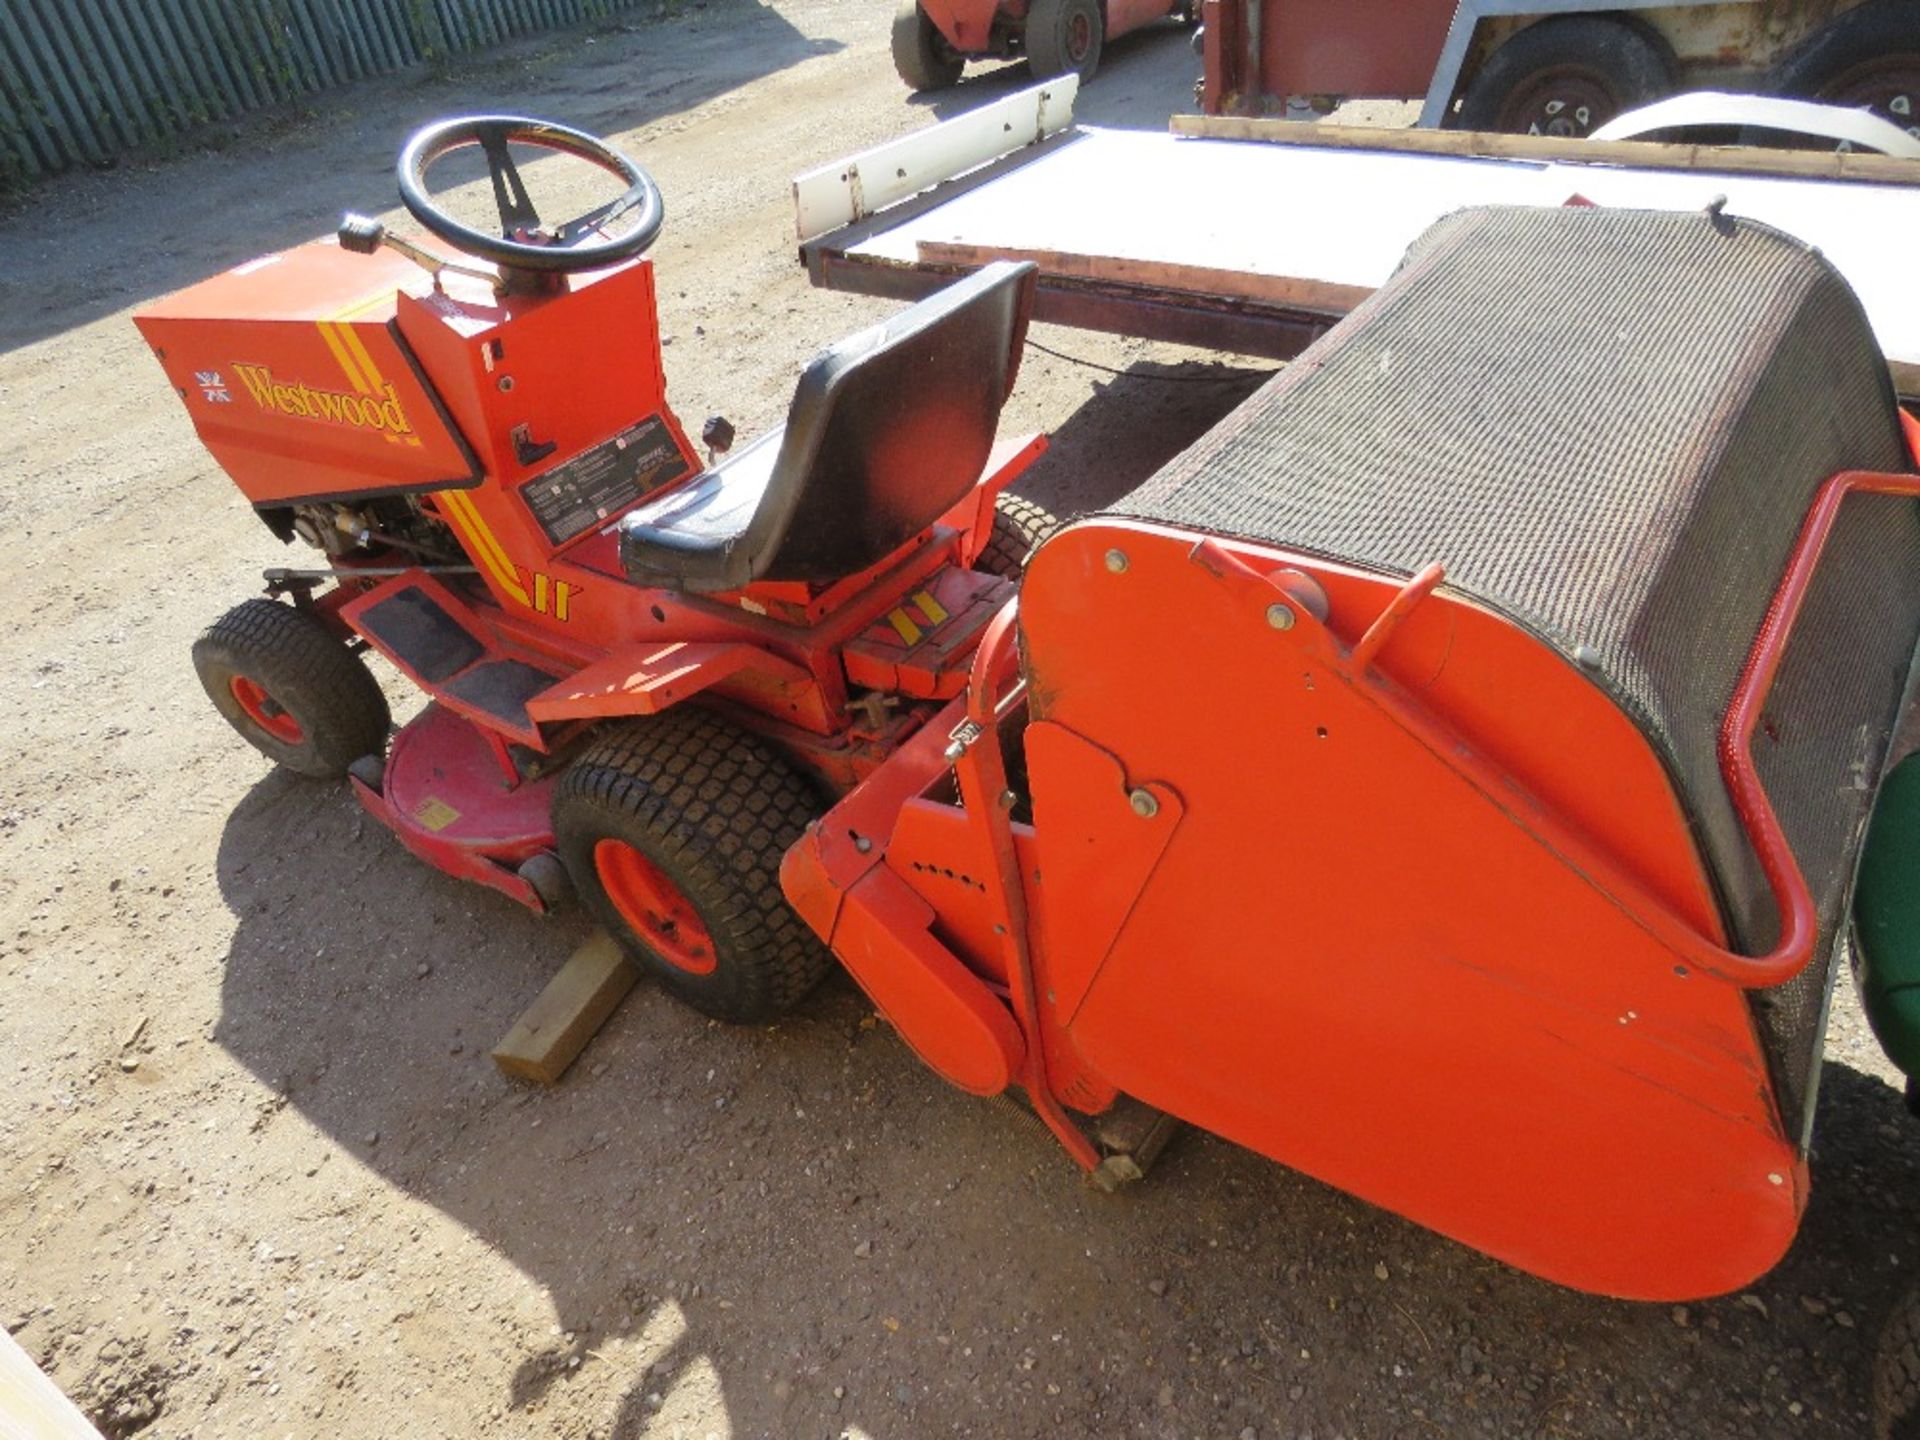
(204, 366, 1920, 1438)
(0, 1, 839, 356)
(208, 762, 1920, 1440)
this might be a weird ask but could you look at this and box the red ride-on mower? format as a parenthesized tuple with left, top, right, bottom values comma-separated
(138, 116, 1054, 1021)
(892, 0, 1192, 92)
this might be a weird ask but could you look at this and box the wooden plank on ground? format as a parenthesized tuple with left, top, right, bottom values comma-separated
(0, 1326, 101, 1439)
(492, 931, 637, 1086)
(1170, 114, 1920, 188)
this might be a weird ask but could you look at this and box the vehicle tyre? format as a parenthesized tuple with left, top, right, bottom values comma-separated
(1768, 0, 1920, 145)
(1027, 0, 1104, 81)
(1876, 1278, 1920, 1439)
(893, 0, 965, 92)
(974, 490, 1062, 580)
(192, 598, 390, 779)
(1452, 16, 1676, 137)
(552, 709, 831, 1023)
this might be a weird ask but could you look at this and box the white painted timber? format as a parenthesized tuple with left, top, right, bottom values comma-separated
(0, 1327, 100, 1439)
(791, 75, 1079, 243)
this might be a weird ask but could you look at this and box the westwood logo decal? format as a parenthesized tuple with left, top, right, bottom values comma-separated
(231, 363, 416, 438)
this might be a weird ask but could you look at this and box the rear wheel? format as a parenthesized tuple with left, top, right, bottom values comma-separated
(1877, 1279, 1920, 1439)
(1769, 0, 1920, 146)
(1453, 17, 1676, 137)
(892, 0, 964, 92)
(974, 491, 1062, 580)
(192, 598, 390, 778)
(552, 710, 831, 1023)
(1027, 0, 1104, 81)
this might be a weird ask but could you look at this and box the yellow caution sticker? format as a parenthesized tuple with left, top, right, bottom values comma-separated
(412, 796, 462, 832)
(887, 608, 924, 646)
(912, 590, 948, 625)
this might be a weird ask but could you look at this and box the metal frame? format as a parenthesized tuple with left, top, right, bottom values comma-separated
(1415, 0, 1765, 127)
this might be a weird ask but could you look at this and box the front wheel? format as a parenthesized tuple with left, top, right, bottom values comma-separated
(892, 0, 964, 92)
(192, 598, 390, 778)
(552, 710, 831, 1023)
(1026, 0, 1104, 81)
(1452, 16, 1675, 137)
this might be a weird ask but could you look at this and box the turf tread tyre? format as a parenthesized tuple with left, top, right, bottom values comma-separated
(553, 710, 830, 1023)
(892, 0, 964, 92)
(1453, 16, 1675, 136)
(193, 598, 390, 778)
(1026, 0, 1103, 81)
(975, 491, 1062, 580)
(1879, 1281, 1920, 1440)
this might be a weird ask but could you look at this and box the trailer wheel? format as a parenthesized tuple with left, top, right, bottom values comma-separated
(892, 0, 964, 92)
(192, 598, 390, 779)
(553, 710, 831, 1024)
(1027, 0, 1103, 81)
(1453, 17, 1676, 137)
(1769, 0, 1920, 146)
(1876, 1279, 1920, 1439)
(975, 491, 1062, 580)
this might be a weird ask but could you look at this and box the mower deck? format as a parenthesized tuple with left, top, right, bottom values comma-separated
(349, 703, 559, 912)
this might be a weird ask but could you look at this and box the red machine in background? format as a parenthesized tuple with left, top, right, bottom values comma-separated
(891, 0, 1191, 91)
(1199, 0, 1920, 138)
(139, 116, 1054, 1021)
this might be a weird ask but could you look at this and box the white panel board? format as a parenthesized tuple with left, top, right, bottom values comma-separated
(791, 76, 1079, 243)
(835, 127, 1920, 381)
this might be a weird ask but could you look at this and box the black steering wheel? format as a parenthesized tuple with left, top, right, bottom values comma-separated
(396, 115, 664, 274)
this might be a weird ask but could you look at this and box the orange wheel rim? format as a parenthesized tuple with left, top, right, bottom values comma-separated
(230, 675, 304, 744)
(593, 839, 717, 975)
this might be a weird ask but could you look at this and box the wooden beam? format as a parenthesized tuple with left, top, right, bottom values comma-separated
(0, 1328, 101, 1439)
(915, 238, 1366, 318)
(1170, 114, 1920, 188)
(492, 931, 638, 1086)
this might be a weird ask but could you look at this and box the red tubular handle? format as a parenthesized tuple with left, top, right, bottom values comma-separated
(967, 597, 1024, 727)
(1708, 468, 1920, 986)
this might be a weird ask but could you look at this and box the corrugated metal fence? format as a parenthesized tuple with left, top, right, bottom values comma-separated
(0, 0, 649, 187)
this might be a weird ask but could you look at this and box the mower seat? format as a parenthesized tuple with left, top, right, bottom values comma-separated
(619, 260, 1038, 593)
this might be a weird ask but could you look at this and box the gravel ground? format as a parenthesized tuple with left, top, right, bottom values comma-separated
(2, 3, 1917, 1437)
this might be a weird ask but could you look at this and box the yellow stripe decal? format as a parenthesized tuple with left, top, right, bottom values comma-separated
(335, 323, 387, 391)
(887, 608, 923, 646)
(533, 572, 550, 614)
(325, 287, 400, 324)
(438, 490, 528, 605)
(554, 581, 573, 623)
(912, 590, 948, 625)
(316, 322, 372, 394)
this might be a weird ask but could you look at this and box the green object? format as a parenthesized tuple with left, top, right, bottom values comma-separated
(1856, 752, 1920, 1080)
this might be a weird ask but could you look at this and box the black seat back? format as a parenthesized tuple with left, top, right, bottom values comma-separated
(756, 260, 1036, 582)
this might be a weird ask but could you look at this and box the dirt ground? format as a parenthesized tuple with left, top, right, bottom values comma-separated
(3, 3, 1918, 1437)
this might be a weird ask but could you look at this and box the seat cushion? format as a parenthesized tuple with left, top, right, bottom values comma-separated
(618, 427, 784, 591)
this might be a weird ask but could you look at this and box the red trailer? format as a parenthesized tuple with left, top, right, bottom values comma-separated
(1200, 0, 1920, 139)
(892, 0, 1191, 91)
